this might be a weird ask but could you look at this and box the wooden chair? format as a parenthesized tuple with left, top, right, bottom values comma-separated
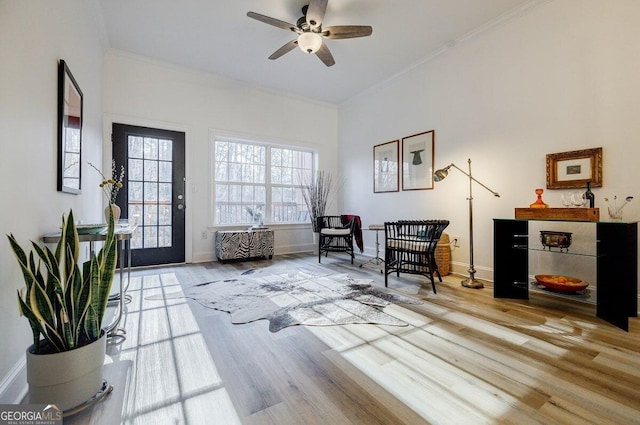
(317, 215, 356, 264)
(384, 220, 450, 293)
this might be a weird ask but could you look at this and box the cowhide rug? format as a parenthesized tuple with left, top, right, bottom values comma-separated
(147, 269, 421, 332)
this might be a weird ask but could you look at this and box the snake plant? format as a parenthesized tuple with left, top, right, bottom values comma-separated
(7, 209, 117, 354)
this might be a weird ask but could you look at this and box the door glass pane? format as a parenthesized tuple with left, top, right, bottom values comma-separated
(159, 139, 172, 161)
(144, 204, 158, 225)
(158, 226, 172, 247)
(159, 162, 172, 182)
(159, 204, 172, 225)
(131, 227, 143, 249)
(129, 136, 144, 158)
(144, 138, 158, 159)
(144, 182, 158, 202)
(144, 226, 158, 248)
(144, 160, 158, 181)
(129, 159, 143, 181)
(159, 183, 172, 202)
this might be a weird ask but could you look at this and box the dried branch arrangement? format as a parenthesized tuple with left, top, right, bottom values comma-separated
(302, 170, 335, 232)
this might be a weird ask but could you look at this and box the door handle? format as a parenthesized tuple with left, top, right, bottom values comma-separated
(177, 177, 186, 211)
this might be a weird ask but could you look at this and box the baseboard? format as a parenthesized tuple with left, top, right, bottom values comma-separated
(450, 260, 494, 283)
(191, 243, 315, 263)
(0, 357, 27, 404)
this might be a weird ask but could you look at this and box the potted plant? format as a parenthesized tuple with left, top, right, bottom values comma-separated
(301, 171, 335, 252)
(7, 209, 117, 412)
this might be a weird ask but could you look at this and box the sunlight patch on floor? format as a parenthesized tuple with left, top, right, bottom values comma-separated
(307, 303, 520, 424)
(117, 272, 241, 425)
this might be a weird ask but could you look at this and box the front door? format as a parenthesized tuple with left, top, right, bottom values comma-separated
(112, 123, 186, 266)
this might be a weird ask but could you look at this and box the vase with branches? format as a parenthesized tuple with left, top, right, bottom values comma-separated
(301, 170, 335, 233)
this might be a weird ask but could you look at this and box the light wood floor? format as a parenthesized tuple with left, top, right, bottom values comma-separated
(66, 253, 640, 425)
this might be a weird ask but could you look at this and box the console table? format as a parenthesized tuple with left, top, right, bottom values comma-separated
(216, 229, 274, 262)
(494, 218, 638, 331)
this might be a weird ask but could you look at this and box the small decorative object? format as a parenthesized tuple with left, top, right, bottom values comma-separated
(540, 230, 572, 252)
(246, 206, 264, 226)
(561, 193, 573, 207)
(534, 274, 588, 292)
(571, 191, 587, 207)
(604, 195, 633, 221)
(529, 188, 548, 208)
(585, 182, 595, 208)
(90, 160, 125, 223)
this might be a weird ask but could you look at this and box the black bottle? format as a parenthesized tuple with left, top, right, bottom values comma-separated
(585, 182, 595, 208)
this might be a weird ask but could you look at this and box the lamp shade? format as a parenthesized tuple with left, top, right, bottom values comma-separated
(433, 167, 449, 182)
(298, 32, 322, 54)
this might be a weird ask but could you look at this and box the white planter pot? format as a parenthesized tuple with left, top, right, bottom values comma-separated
(26, 332, 106, 412)
(312, 231, 319, 255)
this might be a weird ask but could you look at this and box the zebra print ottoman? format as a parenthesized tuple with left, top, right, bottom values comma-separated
(215, 229, 274, 263)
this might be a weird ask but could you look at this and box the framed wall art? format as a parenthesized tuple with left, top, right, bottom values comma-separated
(546, 147, 602, 189)
(401, 130, 434, 191)
(57, 59, 83, 194)
(373, 140, 399, 193)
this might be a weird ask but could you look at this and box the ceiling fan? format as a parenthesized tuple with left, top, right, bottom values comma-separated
(247, 0, 373, 67)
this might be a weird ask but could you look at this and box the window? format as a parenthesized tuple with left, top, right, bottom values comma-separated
(214, 139, 314, 225)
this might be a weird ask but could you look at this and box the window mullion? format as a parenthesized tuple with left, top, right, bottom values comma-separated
(265, 146, 272, 223)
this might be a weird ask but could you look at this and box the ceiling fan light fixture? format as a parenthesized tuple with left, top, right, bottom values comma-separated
(297, 32, 322, 54)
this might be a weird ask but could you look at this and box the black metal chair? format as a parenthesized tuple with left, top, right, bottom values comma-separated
(317, 215, 356, 264)
(384, 220, 450, 293)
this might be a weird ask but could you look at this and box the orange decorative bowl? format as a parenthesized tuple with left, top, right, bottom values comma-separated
(534, 275, 588, 292)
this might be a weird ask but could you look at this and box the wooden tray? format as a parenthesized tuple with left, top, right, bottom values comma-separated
(514, 208, 599, 222)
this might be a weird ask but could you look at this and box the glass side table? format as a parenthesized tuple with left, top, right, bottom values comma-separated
(359, 224, 384, 273)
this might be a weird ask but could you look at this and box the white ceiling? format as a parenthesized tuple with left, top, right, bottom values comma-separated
(98, 0, 534, 104)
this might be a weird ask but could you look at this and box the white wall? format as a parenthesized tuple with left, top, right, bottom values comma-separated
(102, 50, 339, 262)
(338, 0, 640, 280)
(0, 0, 106, 400)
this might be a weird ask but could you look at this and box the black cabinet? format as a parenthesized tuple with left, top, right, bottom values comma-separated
(493, 219, 638, 331)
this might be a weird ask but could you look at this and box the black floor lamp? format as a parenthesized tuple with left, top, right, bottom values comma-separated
(433, 158, 500, 289)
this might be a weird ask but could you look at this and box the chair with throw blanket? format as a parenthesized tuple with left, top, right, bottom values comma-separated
(317, 215, 359, 264)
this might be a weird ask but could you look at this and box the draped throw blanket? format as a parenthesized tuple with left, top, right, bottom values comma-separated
(342, 214, 363, 253)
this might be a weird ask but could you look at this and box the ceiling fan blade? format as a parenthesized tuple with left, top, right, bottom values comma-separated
(323, 25, 373, 40)
(268, 40, 298, 60)
(316, 42, 335, 67)
(306, 0, 328, 30)
(247, 11, 299, 33)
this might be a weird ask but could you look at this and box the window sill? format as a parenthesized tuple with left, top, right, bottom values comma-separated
(210, 222, 312, 231)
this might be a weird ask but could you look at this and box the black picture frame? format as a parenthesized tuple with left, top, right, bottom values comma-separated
(373, 140, 399, 193)
(401, 130, 434, 191)
(57, 59, 83, 194)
